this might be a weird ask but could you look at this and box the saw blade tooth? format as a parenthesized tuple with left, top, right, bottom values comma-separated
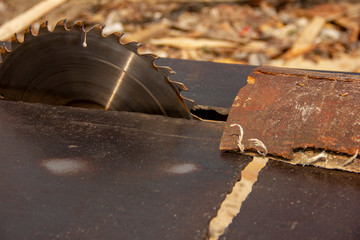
(168, 82, 182, 92)
(63, 19, 72, 30)
(156, 64, 188, 92)
(23, 24, 38, 42)
(83, 23, 102, 33)
(89, 25, 107, 38)
(46, 20, 61, 32)
(181, 95, 197, 110)
(113, 32, 124, 41)
(78, 21, 103, 34)
(63, 19, 80, 31)
(102, 31, 124, 45)
(0, 41, 12, 52)
(170, 80, 188, 91)
(23, 32, 32, 42)
(63, 19, 84, 30)
(112, 32, 125, 42)
(117, 32, 128, 42)
(55, 19, 67, 28)
(85, 23, 113, 39)
(141, 53, 158, 64)
(157, 65, 175, 74)
(0, 42, 10, 63)
(14, 32, 24, 43)
(60, 19, 85, 31)
(0, 39, 14, 63)
(23, 25, 32, 35)
(0, 44, 5, 63)
(94, 25, 105, 35)
(0, 43, 5, 54)
(52, 19, 70, 33)
(29, 22, 41, 36)
(124, 42, 142, 53)
(37, 21, 51, 36)
(156, 66, 174, 78)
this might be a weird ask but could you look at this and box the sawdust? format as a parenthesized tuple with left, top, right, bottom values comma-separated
(1, 0, 360, 72)
(208, 157, 268, 240)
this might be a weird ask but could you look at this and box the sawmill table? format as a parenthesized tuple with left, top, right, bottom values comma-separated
(0, 58, 359, 239)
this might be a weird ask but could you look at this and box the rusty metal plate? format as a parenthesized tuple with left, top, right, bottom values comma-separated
(220, 65, 360, 172)
(221, 160, 360, 239)
(0, 101, 251, 239)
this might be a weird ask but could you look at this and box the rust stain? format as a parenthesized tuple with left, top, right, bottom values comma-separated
(351, 136, 360, 143)
(232, 96, 241, 107)
(242, 97, 252, 108)
(247, 76, 255, 84)
(317, 135, 337, 146)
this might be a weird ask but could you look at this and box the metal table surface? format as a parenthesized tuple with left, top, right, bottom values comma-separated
(156, 58, 255, 110)
(221, 160, 360, 240)
(0, 100, 249, 239)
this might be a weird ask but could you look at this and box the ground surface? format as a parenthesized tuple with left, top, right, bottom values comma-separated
(1, 0, 360, 72)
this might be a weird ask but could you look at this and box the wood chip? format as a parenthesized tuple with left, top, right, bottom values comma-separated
(303, 3, 345, 21)
(150, 37, 237, 49)
(122, 21, 170, 43)
(335, 17, 359, 44)
(283, 16, 326, 59)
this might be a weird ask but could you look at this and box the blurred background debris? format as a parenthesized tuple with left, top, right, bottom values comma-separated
(1, 0, 360, 72)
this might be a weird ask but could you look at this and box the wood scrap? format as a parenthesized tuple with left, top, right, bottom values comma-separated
(0, 0, 69, 41)
(212, 58, 247, 64)
(344, 3, 360, 18)
(335, 17, 359, 44)
(270, 48, 360, 72)
(122, 21, 170, 43)
(283, 16, 326, 59)
(303, 3, 345, 21)
(126, 0, 246, 3)
(151, 37, 237, 49)
(1, 0, 360, 72)
(240, 40, 267, 52)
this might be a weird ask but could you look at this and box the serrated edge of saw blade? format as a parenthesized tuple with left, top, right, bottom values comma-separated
(0, 19, 195, 118)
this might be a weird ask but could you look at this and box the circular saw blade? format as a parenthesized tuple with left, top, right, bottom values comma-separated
(0, 20, 191, 119)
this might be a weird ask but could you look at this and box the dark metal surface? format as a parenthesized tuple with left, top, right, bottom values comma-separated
(220, 65, 360, 171)
(0, 100, 250, 239)
(0, 21, 190, 118)
(156, 58, 255, 110)
(221, 160, 360, 240)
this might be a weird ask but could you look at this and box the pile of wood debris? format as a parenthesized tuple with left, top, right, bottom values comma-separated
(1, 0, 360, 72)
